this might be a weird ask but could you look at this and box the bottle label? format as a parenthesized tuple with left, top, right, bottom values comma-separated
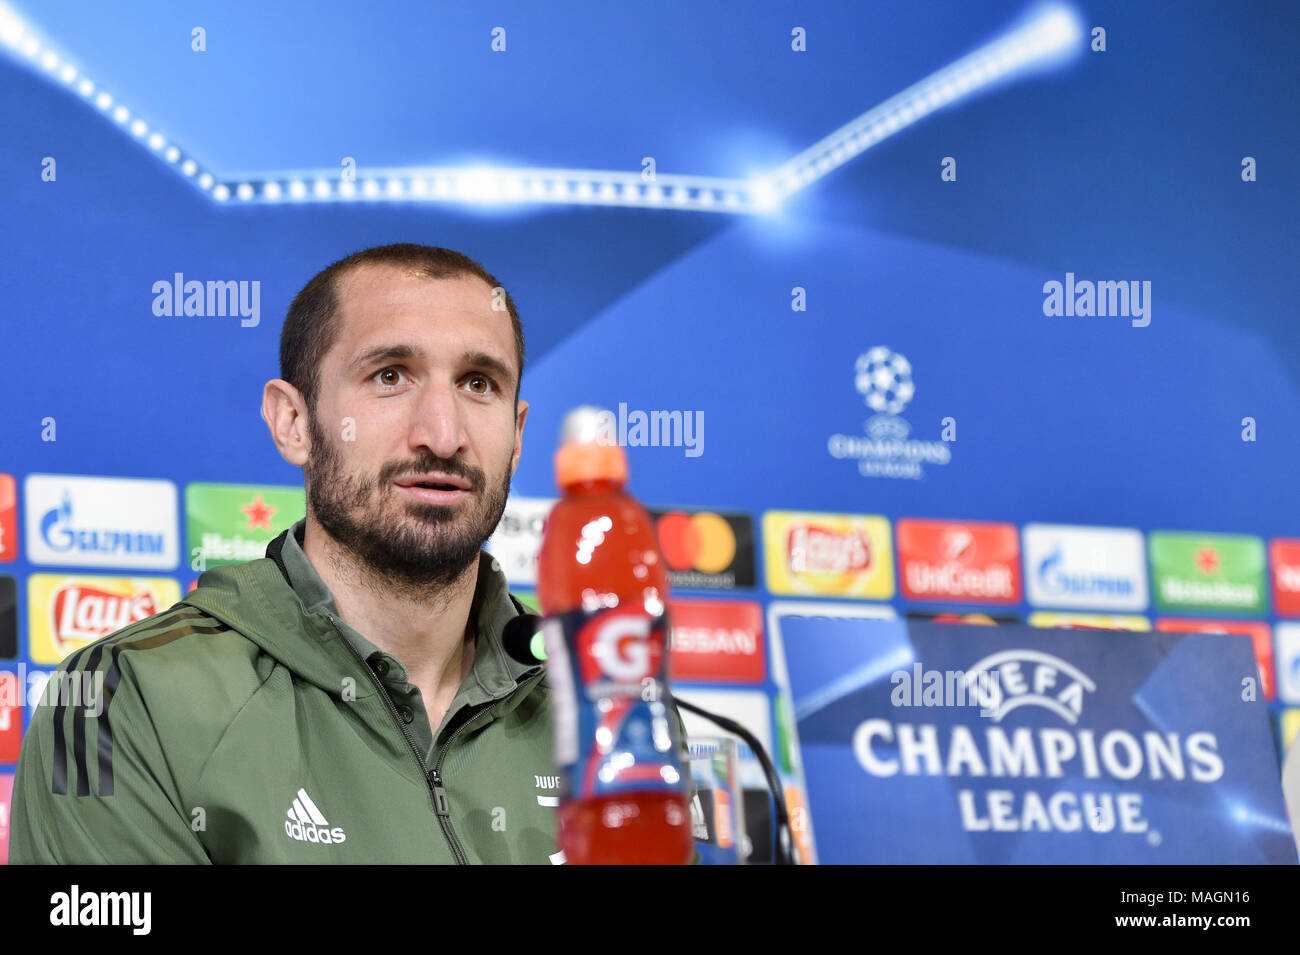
(542, 606, 685, 801)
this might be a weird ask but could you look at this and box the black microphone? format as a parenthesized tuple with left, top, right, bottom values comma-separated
(502, 611, 545, 665)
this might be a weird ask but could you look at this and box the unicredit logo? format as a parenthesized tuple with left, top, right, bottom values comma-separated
(905, 562, 1014, 599)
(897, 520, 1021, 602)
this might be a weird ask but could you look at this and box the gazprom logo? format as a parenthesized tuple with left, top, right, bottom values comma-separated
(24, 475, 178, 571)
(1023, 525, 1147, 611)
(39, 492, 74, 551)
(964, 650, 1096, 724)
(1036, 546, 1135, 599)
(40, 492, 164, 556)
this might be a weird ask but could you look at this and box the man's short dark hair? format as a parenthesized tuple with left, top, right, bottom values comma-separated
(280, 243, 525, 411)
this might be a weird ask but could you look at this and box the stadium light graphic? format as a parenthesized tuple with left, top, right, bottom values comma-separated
(1, 1, 1083, 214)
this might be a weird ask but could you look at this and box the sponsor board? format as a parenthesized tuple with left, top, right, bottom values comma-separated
(0, 673, 19, 763)
(781, 616, 1296, 863)
(0, 578, 14, 659)
(0, 475, 15, 564)
(186, 482, 305, 569)
(1028, 612, 1150, 632)
(1270, 540, 1300, 618)
(1282, 708, 1300, 754)
(1148, 531, 1266, 614)
(667, 598, 765, 684)
(764, 599, 896, 859)
(766, 601, 898, 738)
(783, 784, 817, 867)
(0, 773, 11, 864)
(27, 575, 180, 664)
(897, 519, 1021, 604)
(773, 691, 800, 775)
(1154, 619, 1274, 701)
(485, 496, 555, 587)
(24, 474, 177, 570)
(763, 511, 893, 598)
(1023, 524, 1147, 611)
(649, 509, 756, 590)
(1275, 623, 1300, 705)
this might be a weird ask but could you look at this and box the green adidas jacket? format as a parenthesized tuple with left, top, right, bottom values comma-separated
(10, 532, 693, 864)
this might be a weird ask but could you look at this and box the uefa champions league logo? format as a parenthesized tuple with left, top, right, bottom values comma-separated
(855, 347, 913, 441)
(856, 346, 915, 422)
(828, 346, 952, 479)
(963, 650, 1096, 724)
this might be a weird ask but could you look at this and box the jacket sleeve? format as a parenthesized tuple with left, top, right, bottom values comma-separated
(9, 658, 211, 864)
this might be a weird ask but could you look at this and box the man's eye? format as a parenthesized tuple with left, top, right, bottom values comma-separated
(374, 367, 404, 387)
(465, 374, 495, 395)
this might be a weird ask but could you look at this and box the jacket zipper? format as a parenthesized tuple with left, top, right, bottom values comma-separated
(331, 624, 464, 860)
(430, 668, 545, 865)
(331, 616, 544, 865)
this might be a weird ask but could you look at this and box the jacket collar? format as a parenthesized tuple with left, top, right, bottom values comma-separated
(183, 527, 538, 701)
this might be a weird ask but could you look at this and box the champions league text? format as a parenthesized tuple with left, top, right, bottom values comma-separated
(852, 721, 1224, 834)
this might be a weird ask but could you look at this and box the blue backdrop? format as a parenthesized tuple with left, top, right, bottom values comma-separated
(1, 0, 1297, 860)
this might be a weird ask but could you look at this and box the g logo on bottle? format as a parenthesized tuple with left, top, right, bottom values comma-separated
(579, 610, 665, 687)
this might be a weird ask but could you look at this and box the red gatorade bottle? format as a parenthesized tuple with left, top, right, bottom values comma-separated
(537, 406, 692, 865)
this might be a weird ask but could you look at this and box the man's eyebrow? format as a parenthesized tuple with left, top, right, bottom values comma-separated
(348, 343, 422, 373)
(347, 344, 515, 386)
(463, 350, 516, 387)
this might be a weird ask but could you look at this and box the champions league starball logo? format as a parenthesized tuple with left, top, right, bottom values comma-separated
(827, 346, 952, 480)
(856, 346, 915, 421)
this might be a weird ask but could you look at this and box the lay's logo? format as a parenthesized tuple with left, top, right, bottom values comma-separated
(789, 524, 872, 575)
(55, 586, 156, 644)
(29, 574, 180, 663)
(763, 511, 894, 598)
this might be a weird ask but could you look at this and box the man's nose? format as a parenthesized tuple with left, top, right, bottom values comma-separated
(409, 382, 469, 459)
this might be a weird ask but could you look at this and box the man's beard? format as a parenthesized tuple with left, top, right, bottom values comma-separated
(304, 414, 511, 594)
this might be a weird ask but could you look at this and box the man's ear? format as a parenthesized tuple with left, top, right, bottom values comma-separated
(510, 398, 529, 477)
(262, 379, 311, 467)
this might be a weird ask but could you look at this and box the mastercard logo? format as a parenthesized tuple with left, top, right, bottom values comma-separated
(655, 512, 737, 574)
